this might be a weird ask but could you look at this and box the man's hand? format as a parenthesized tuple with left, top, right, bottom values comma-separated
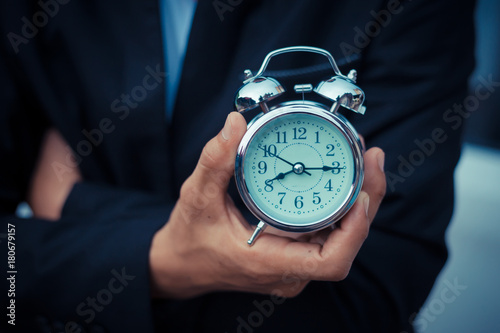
(27, 113, 385, 300)
(149, 112, 386, 299)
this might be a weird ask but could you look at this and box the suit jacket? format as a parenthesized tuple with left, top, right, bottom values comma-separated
(0, 0, 475, 332)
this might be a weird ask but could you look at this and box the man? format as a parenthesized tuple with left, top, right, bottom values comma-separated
(0, 0, 474, 332)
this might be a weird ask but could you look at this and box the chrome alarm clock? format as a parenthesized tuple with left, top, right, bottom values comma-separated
(234, 46, 365, 245)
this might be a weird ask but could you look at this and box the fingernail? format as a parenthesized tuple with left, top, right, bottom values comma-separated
(362, 193, 370, 216)
(221, 113, 233, 141)
(377, 151, 385, 172)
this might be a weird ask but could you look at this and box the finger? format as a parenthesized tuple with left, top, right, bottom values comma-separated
(311, 191, 370, 279)
(252, 192, 369, 282)
(183, 112, 247, 197)
(242, 148, 385, 282)
(302, 148, 385, 279)
(361, 147, 386, 223)
(310, 148, 385, 273)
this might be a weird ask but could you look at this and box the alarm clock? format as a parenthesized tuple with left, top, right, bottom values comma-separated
(234, 46, 366, 245)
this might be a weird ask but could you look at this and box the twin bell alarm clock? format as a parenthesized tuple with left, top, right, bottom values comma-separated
(233, 46, 366, 245)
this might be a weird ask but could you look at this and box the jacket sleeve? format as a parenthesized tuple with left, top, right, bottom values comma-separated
(329, 0, 476, 331)
(0, 7, 170, 333)
(1, 183, 171, 333)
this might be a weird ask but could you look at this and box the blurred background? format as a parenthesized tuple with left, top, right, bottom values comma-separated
(415, 0, 500, 332)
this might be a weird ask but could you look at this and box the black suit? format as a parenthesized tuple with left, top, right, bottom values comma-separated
(0, 0, 475, 332)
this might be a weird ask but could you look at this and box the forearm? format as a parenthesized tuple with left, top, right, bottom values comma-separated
(1, 182, 172, 332)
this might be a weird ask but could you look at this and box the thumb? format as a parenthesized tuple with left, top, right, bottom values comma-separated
(186, 112, 247, 197)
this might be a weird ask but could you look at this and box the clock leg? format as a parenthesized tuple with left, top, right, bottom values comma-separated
(247, 221, 267, 246)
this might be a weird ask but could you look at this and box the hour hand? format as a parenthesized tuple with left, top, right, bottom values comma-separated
(265, 170, 293, 185)
(305, 165, 345, 173)
(305, 166, 335, 171)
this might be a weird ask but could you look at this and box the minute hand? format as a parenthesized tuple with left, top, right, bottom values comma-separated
(258, 145, 311, 176)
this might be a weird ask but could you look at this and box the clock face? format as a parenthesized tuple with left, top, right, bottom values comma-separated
(238, 107, 361, 230)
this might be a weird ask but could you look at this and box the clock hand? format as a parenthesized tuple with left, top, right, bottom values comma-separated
(257, 145, 312, 176)
(258, 145, 293, 166)
(265, 170, 293, 185)
(304, 165, 346, 173)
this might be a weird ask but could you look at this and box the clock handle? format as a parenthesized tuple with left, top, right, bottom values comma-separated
(247, 221, 267, 246)
(248, 46, 343, 83)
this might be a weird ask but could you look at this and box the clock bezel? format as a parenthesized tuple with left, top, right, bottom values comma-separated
(235, 101, 364, 233)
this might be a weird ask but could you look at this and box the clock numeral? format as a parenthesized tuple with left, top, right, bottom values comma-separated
(258, 161, 267, 174)
(312, 192, 321, 205)
(264, 180, 274, 192)
(294, 195, 304, 209)
(292, 127, 307, 140)
(276, 131, 287, 144)
(324, 179, 333, 192)
(315, 131, 320, 144)
(278, 192, 286, 205)
(326, 144, 335, 156)
(331, 161, 343, 175)
(260, 144, 277, 157)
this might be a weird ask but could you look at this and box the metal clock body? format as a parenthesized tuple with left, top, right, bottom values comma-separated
(233, 46, 366, 245)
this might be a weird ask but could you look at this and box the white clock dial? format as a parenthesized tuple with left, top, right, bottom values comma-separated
(240, 109, 358, 228)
